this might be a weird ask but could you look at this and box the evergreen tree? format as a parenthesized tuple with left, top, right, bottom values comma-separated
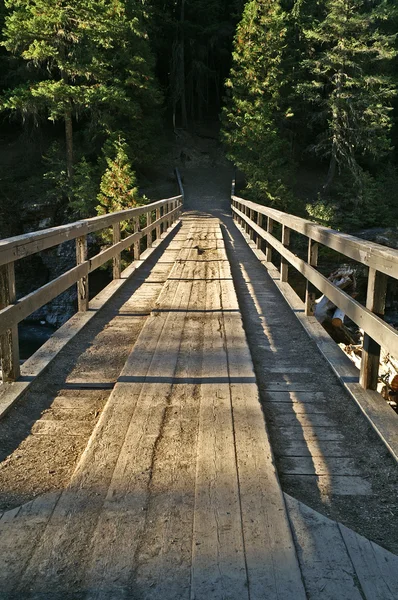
(97, 137, 142, 216)
(298, 0, 397, 192)
(96, 136, 144, 244)
(1, 0, 161, 184)
(222, 0, 295, 209)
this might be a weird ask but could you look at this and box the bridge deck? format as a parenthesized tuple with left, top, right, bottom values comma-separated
(0, 179, 398, 599)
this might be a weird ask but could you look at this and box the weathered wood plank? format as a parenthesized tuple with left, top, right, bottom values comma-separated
(339, 523, 398, 600)
(191, 253, 249, 600)
(132, 226, 208, 600)
(360, 268, 388, 390)
(232, 196, 398, 279)
(0, 262, 20, 381)
(0, 492, 61, 595)
(277, 427, 344, 441)
(218, 251, 306, 599)
(279, 456, 359, 476)
(83, 250, 198, 599)
(0, 196, 182, 266)
(283, 474, 372, 496)
(11, 235, 195, 598)
(233, 205, 398, 359)
(274, 439, 348, 457)
(285, 494, 365, 599)
(76, 235, 89, 312)
(31, 420, 94, 437)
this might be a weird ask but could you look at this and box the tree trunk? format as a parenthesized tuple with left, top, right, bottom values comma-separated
(323, 147, 337, 194)
(180, 0, 187, 129)
(65, 105, 74, 184)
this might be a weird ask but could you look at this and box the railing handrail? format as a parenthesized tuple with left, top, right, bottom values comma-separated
(0, 195, 182, 267)
(0, 175, 184, 383)
(232, 195, 398, 279)
(231, 193, 398, 392)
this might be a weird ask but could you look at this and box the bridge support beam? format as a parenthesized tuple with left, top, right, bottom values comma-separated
(0, 262, 20, 382)
(360, 268, 388, 390)
(266, 218, 274, 263)
(76, 236, 89, 312)
(305, 239, 318, 316)
(280, 225, 290, 282)
(112, 223, 121, 279)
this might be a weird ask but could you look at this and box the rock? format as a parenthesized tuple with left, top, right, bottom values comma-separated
(355, 227, 398, 250)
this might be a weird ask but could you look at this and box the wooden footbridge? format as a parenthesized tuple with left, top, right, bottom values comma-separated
(0, 169, 398, 599)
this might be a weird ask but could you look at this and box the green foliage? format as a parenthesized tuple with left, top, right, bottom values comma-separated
(96, 136, 145, 243)
(1, 0, 161, 178)
(70, 158, 99, 219)
(306, 164, 398, 230)
(297, 0, 397, 188)
(222, 0, 296, 210)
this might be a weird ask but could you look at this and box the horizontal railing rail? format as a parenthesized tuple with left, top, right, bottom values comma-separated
(231, 194, 398, 392)
(0, 173, 184, 383)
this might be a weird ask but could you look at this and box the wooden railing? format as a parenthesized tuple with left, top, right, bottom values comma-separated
(231, 193, 398, 392)
(0, 174, 184, 382)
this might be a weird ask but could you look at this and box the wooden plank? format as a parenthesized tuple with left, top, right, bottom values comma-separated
(275, 439, 348, 457)
(0, 196, 182, 266)
(280, 225, 290, 282)
(339, 523, 398, 600)
(232, 196, 398, 279)
(112, 222, 121, 279)
(31, 420, 94, 437)
(132, 228, 207, 600)
(278, 427, 344, 441)
(0, 219, 181, 421)
(305, 239, 318, 316)
(261, 381, 319, 392)
(234, 205, 398, 359)
(0, 262, 89, 334)
(0, 492, 61, 595)
(284, 474, 372, 495)
(191, 253, 249, 600)
(360, 268, 388, 390)
(11, 234, 195, 598)
(218, 250, 307, 599)
(268, 401, 328, 415)
(84, 248, 199, 599)
(76, 235, 89, 312)
(279, 456, 359, 476)
(285, 494, 365, 600)
(243, 245, 398, 463)
(264, 391, 327, 403)
(0, 262, 20, 381)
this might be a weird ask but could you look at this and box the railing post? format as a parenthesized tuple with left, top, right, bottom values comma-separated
(156, 208, 161, 239)
(256, 212, 263, 250)
(147, 210, 153, 248)
(134, 216, 140, 260)
(249, 209, 255, 241)
(266, 217, 274, 262)
(280, 225, 290, 282)
(305, 238, 318, 316)
(112, 222, 121, 279)
(360, 268, 388, 390)
(76, 235, 89, 312)
(0, 262, 20, 382)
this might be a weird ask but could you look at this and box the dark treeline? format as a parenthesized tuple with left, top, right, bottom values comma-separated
(0, 0, 398, 234)
(223, 0, 398, 230)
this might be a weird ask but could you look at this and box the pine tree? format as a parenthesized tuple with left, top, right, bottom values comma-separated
(298, 0, 397, 192)
(97, 137, 142, 217)
(1, 0, 161, 183)
(96, 136, 144, 244)
(222, 0, 295, 209)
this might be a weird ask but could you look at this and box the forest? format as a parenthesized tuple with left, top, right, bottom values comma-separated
(0, 0, 398, 239)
